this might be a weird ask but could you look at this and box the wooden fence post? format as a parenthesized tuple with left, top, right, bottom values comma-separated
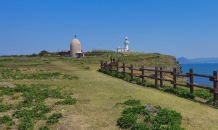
(131, 64, 133, 82)
(173, 68, 177, 89)
(213, 71, 218, 100)
(123, 63, 126, 78)
(190, 68, 194, 93)
(142, 65, 145, 83)
(155, 67, 158, 88)
(116, 62, 119, 74)
(160, 67, 163, 88)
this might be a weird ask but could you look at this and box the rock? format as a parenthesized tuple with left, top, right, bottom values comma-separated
(118, 69, 123, 72)
(40, 68, 45, 71)
(0, 82, 13, 86)
(213, 121, 218, 124)
(20, 58, 27, 61)
(145, 105, 160, 115)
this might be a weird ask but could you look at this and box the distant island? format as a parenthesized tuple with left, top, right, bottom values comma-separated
(177, 57, 218, 64)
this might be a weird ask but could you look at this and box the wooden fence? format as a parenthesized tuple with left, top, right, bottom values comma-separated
(100, 60, 218, 101)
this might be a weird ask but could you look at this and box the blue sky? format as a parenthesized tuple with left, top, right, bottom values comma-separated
(0, 0, 217, 59)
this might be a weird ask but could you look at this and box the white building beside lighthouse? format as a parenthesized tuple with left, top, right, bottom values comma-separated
(117, 36, 133, 52)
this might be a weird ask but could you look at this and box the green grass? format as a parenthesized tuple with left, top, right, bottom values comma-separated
(0, 84, 77, 129)
(0, 56, 218, 129)
(17, 63, 44, 66)
(117, 100, 184, 130)
(0, 68, 78, 80)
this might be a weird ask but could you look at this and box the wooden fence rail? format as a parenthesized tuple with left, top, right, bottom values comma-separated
(100, 60, 218, 101)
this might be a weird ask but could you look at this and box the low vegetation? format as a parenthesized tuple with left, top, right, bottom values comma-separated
(117, 99, 184, 130)
(0, 84, 77, 129)
(0, 68, 78, 80)
(0, 52, 218, 129)
(99, 69, 218, 106)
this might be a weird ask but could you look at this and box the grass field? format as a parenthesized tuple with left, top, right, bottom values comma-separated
(0, 55, 218, 129)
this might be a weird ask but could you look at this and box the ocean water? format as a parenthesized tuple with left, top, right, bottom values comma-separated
(181, 63, 218, 86)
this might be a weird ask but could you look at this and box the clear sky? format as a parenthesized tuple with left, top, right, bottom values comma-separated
(0, 0, 217, 59)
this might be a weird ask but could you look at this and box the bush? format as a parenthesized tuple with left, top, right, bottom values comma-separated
(117, 100, 184, 130)
(134, 77, 142, 85)
(131, 123, 150, 130)
(106, 70, 111, 75)
(39, 126, 50, 130)
(163, 85, 195, 99)
(0, 104, 12, 112)
(55, 97, 77, 105)
(122, 106, 148, 115)
(117, 73, 124, 79)
(19, 117, 34, 130)
(0, 115, 13, 124)
(123, 99, 141, 106)
(124, 73, 131, 81)
(117, 113, 137, 129)
(33, 104, 53, 113)
(111, 71, 117, 77)
(194, 89, 213, 101)
(46, 113, 62, 125)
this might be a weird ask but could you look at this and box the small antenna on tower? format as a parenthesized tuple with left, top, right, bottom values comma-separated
(75, 35, 77, 38)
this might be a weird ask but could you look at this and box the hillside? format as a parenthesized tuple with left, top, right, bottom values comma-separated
(177, 57, 218, 63)
(83, 52, 182, 74)
(0, 54, 217, 129)
(177, 57, 190, 63)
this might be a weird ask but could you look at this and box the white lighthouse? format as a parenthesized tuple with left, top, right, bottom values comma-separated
(117, 36, 133, 52)
(124, 36, 129, 50)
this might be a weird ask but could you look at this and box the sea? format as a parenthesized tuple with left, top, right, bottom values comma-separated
(181, 63, 218, 86)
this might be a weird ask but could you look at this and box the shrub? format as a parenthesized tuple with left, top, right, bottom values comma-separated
(124, 73, 131, 81)
(111, 71, 117, 77)
(12, 96, 19, 100)
(12, 109, 47, 120)
(39, 126, 50, 130)
(117, 73, 124, 79)
(117, 100, 184, 130)
(46, 113, 62, 125)
(131, 123, 150, 130)
(33, 104, 53, 113)
(0, 104, 12, 112)
(143, 82, 155, 88)
(122, 106, 148, 115)
(134, 77, 142, 85)
(163, 85, 195, 99)
(123, 99, 141, 106)
(55, 97, 77, 105)
(0, 115, 13, 124)
(117, 113, 137, 129)
(106, 70, 111, 75)
(6, 121, 15, 126)
(194, 89, 213, 101)
(18, 117, 34, 130)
